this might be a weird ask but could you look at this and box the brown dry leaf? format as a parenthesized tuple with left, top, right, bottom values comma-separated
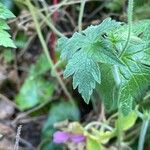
(0, 123, 15, 150)
(0, 99, 14, 119)
(0, 65, 7, 87)
(0, 138, 14, 150)
(7, 70, 20, 87)
(67, 142, 86, 150)
(0, 123, 14, 136)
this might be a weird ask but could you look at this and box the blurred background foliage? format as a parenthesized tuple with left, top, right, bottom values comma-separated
(0, 0, 150, 149)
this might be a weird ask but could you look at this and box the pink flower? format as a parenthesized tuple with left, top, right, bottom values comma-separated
(53, 131, 86, 144)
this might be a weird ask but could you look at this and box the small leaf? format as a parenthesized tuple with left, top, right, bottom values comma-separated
(116, 111, 137, 131)
(0, 19, 10, 29)
(15, 77, 54, 110)
(0, 3, 15, 48)
(0, 29, 16, 48)
(86, 137, 104, 150)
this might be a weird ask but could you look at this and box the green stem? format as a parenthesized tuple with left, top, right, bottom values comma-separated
(78, 0, 86, 32)
(85, 121, 113, 131)
(119, 0, 134, 58)
(26, 0, 75, 106)
(138, 115, 150, 150)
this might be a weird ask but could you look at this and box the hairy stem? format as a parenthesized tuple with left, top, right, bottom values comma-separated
(26, 0, 75, 106)
(119, 0, 134, 57)
(78, 0, 86, 32)
(138, 114, 150, 150)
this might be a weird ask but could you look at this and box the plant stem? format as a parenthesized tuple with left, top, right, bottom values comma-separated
(119, 0, 134, 58)
(85, 121, 113, 131)
(138, 115, 150, 150)
(113, 65, 121, 86)
(78, 0, 86, 32)
(26, 0, 75, 106)
(38, 11, 64, 37)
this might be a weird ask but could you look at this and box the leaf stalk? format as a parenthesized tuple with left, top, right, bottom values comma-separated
(119, 0, 134, 58)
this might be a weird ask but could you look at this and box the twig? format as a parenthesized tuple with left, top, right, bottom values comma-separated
(11, 98, 53, 125)
(16, 0, 100, 24)
(85, 121, 113, 131)
(78, 0, 86, 32)
(138, 113, 150, 150)
(13, 125, 22, 150)
(119, 0, 134, 57)
(26, 0, 75, 106)
(0, 93, 20, 110)
(19, 138, 36, 150)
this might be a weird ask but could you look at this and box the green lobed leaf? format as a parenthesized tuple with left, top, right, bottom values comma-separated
(0, 3, 16, 48)
(0, 0, 14, 10)
(58, 18, 121, 60)
(0, 29, 16, 48)
(59, 18, 150, 114)
(132, 20, 150, 41)
(64, 50, 101, 103)
(0, 2, 15, 19)
(118, 58, 150, 115)
(104, 20, 150, 115)
(0, 19, 10, 29)
(58, 18, 122, 103)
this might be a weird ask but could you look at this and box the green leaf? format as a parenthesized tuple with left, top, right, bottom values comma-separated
(0, 19, 10, 29)
(0, 2, 15, 19)
(2, 48, 14, 62)
(119, 50, 150, 115)
(14, 31, 29, 49)
(0, 29, 16, 48)
(15, 53, 52, 110)
(41, 101, 80, 150)
(0, 3, 16, 48)
(29, 54, 51, 77)
(15, 76, 54, 110)
(59, 18, 121, 60)
(97, 64, 119, 111)
(0, 0, 14, 10)
(86, 137, 104, 150)
(64, 50, 101, 102)
(132, 20, 150, 41)
(107, 20, 150, 115)
(116, 111, 137, 131)
(59, 18, 122, 103)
